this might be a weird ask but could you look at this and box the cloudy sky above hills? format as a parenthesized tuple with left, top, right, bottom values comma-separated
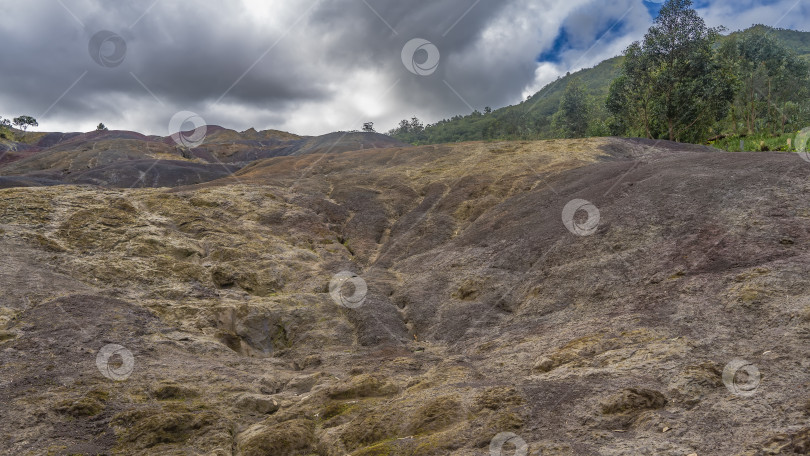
(0, 0, 807, 136)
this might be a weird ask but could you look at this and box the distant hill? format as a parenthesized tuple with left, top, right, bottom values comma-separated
(746, 25, 810, 62)
(392, 25, 810, 144)
(0, 126, 407, 188)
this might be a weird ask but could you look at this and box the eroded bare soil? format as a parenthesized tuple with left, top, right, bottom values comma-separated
(1, 138, 809, 455)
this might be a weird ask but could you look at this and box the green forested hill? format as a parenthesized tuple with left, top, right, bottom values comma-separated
(748, 25, 810, 61)
(390, 25, 809, 144)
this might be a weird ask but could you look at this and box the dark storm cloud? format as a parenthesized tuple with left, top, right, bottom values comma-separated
(0, 0, 788, 135)
(1, 2, 330, 123)
(301, 0, 529, 115)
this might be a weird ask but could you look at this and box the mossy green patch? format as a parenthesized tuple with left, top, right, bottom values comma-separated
(328, 374, 399, 400)
(406, 395, 463, 436)
(55, 388, 109, 417)
(151, 382, 199, 400)
(112, 405, 217, 449)
(237, 418, 315, 456)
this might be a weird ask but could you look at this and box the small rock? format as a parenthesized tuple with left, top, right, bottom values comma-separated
(259, 374, 291, 394)
(601, 388, 667, 415)
(285, 372, 328, 395)
(236, 393, 279, 415)
(533, 356, 555, 373)
(293, 354, 322, 371)
(164, 331, 194, 342)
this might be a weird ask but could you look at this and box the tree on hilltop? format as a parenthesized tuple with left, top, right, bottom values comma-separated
(556, 78, 589, 138)
(607, 0, 734, 142)
(12, 115, 38, 140)
(12, 115, 38, 133)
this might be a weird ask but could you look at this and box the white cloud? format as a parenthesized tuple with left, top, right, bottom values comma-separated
(697, 0, 810, 32)
(523, 62, 566, 100)
(0, 0, 805, 136)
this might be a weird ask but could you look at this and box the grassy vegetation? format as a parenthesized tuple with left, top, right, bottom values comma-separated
(389, 25, 810, 147)
(710, 131, 807, 152)
(389, 57, 622, 144)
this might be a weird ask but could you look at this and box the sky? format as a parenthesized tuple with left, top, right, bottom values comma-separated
(0, 0, 807, 136)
